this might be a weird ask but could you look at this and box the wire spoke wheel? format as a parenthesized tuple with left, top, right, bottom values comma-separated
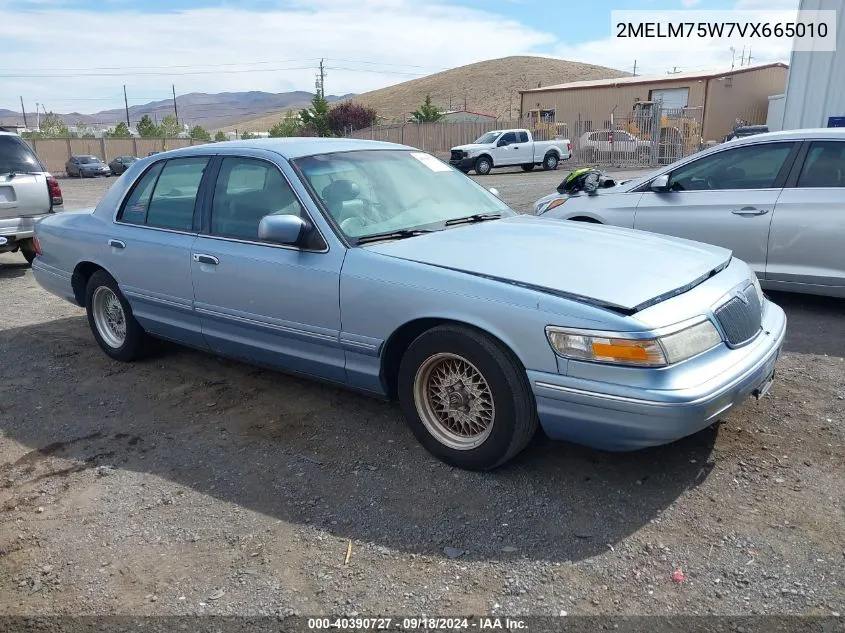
(92, 286, 127, 349)
(413, 352, 496, 451)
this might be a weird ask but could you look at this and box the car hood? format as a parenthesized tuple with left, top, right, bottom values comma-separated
(364, 215, 732, 313)
(451, 143, 491, 152)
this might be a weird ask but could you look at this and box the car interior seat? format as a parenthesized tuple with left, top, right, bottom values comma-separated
(321, 179, 363, 223)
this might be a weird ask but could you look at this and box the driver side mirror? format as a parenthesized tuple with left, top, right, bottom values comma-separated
(258, 214, 308, 245)
(650, 173, 671, 192)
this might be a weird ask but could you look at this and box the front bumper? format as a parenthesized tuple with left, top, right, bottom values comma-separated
(449, 156, 476, 171)
(81, 168, 111, 177)
(0, 215, 49, 242)
(529, 301, 787, 451)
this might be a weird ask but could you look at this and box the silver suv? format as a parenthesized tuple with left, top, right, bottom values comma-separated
(0, 131, 63, 264)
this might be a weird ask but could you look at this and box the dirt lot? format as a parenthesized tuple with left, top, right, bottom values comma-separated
(0, 171, 843, 619)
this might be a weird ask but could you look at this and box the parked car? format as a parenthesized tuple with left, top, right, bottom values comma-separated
(533, 128, 845, 299)
(0, 131, 63, 264)
(66, 155, 111, 178)
(32, 138, 785, 470)
(108, 155, 138, 175)
(449, 129, 571, 175)
(579, 129, 653, 163)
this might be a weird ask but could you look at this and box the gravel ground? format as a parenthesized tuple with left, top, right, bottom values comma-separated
(0, 171, 844, 619)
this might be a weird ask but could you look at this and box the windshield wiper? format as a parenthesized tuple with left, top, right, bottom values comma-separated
(444, 212, 503, 226)
(355, 228, 434, 245)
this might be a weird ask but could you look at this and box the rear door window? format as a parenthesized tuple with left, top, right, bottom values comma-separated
(796, 141, 845, 187)
(0, 135, 44, 174)
(119, 157, 209, 230)
(517, 131, 529, 143)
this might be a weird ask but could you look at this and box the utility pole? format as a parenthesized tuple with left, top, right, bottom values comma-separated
(746, 46, 753, 66)
(632, 59, 637, 77)
(730, 47, 736, 70)
(35, 103, 40, 131)
(19, 96, 28, 129)
(318, 59, 326, 98)
(123, 85, 131, 128)
(172, 84, 179, 127)
(740, 46, 746, 66)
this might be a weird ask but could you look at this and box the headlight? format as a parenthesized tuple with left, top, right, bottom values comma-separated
(546, 319, 722, 367)
(750, 273, 764, 305)
(535, 197, 567, 215)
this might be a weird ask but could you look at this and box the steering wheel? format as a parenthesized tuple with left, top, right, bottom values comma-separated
(340, 216, 368, 235)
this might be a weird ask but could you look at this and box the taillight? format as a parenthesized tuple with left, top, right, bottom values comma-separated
(567, 142, 572, 152)
(46, 176, 63, 208)
(33, 235, 43, 256)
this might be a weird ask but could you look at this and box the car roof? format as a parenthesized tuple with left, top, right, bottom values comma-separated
(725, 128, 845, 144)
(156, 137, 414, 160)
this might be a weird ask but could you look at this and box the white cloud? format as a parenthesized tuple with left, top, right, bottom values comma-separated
(1, 0, 556, 115)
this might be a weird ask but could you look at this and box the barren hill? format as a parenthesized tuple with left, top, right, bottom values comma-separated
(231, 56, 630, 131)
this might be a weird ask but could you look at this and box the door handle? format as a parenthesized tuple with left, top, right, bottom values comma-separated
(731, 206, 769, 216)
(193, 253, 219, 265)
(108, 239, 125, 249)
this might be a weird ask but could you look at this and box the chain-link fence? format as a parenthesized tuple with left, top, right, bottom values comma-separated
(346, 106, 706, 167)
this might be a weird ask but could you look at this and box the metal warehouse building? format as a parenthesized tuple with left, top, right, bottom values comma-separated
(519, 62, 788, 143)
(768, 0, 845, 131)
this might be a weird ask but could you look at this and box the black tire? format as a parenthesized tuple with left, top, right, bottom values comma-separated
(521, 164, 535, 172)
(397, 324, 538, 470)
(542, 152, 559, 171)
(85, 270, 148, 362)
(20, 239, 36, 265)
(474, 156, 493, 176)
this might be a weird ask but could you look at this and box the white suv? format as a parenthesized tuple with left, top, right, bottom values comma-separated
(579, 130, 652, 163)
(0, 131, 63, 264)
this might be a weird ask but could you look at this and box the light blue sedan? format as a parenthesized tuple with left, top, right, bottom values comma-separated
(32, 138, 786, 470)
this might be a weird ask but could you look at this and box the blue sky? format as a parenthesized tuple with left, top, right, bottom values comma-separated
(1, 0, 798, 118)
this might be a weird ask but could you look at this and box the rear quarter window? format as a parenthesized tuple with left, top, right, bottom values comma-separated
(0, 135, 45, 173)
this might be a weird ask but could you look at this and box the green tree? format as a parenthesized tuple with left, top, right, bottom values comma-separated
(190, 125, 211, 141)
(214, 130, 227, 142)
(268, 110, 301, 137)
(240, 131, 257, 140)
(137, 115, 160, 138)
(160, 115, 180, 138)
(411, 95, 442, 123)
(108, 122, 132, 138)
(40, 112, 69, 138)
(299, 80, 333, 137)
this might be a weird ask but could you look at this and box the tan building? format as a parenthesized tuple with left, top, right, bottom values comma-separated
(520, 62, 788, 143)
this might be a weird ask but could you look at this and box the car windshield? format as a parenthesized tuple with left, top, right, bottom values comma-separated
(473, 132, 499, 144)
(79, 156, 100, 164)
(293, 149, 514, 241)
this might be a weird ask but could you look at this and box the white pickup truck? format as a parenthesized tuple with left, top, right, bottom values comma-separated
(449, 128, 571, 175)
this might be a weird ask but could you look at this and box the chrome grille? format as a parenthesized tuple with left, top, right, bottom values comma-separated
(714, 284, 762, 347)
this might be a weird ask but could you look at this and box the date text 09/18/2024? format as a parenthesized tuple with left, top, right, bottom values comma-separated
(307, 617, 528, 630)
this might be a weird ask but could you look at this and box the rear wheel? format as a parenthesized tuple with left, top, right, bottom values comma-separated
(85, 270, 148, 362)
(474, 156, 493, 176)
(521, 163, 535, 172)
(542, 152, 559, 171)
(20, 239, 36, 265)
(397, 324, 538, 470)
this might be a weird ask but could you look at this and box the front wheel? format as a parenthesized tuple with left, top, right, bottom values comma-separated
(397, 324, 538, 470)
(474, 156, 492, 176)
(542, 153, 559, 171)
(85, 270, 148, 362)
